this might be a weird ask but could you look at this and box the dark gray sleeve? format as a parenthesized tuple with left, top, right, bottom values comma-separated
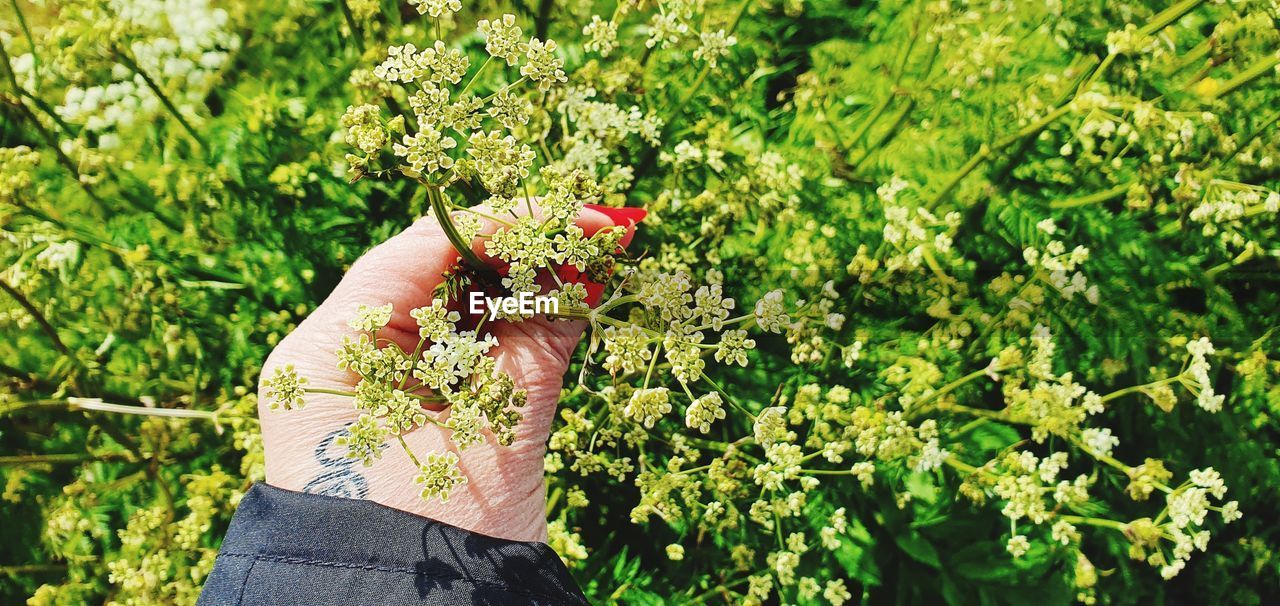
(197, 483, 589, 606)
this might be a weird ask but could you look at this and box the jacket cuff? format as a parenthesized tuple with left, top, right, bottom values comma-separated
(206, 482, 588, 605)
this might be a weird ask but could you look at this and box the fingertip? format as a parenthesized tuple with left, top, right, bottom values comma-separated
(574, 204, 616, 237)
(581, 203, 645, 250)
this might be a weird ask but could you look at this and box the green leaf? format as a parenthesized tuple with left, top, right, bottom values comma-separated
(895, 530, 941, 568)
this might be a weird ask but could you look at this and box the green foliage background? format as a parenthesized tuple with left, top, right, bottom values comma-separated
(2, 0, 1279, 604)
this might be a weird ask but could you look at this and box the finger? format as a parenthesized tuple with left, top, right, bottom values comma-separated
(467, 200, 617, 266)
(552, 204, 646, 306)
(302, 199, 629, 353)
(499, 205, 645, 384)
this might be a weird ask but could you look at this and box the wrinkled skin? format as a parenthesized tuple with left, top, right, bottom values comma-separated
(259, 203, 632, 542)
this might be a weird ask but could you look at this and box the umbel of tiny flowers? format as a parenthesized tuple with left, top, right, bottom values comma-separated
(261, 300, 527, 503)
(339, 13, 572, 273)
(262, 364, 307, 411)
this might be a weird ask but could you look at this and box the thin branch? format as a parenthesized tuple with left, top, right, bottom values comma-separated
(0, 278, 70, 356)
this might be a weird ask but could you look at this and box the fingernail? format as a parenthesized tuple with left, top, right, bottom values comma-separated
(583, 204, 645, 249)
(584, 203, 648, 226)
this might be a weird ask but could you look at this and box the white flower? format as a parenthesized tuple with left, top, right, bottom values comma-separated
(408, 0, 460, 18)
(1167, 487, 1210, 529)
(393, 127, 457, 175)
(1161, 560, 1186, 580)
(685, 393, 726, 433)
(349, 303, 394, 332)
(582, 16, 618, 56)
(915, 439, 949, 472)
(693, 29, 737, 68)
(850, 461, 875, 487)
(1189, 468, 1227, 499)
(646, 12, 688, 49)
(1185, 337, 1224, 412)
(1082, 391, 1104, 415)
(753, 406, 790, 447)
(1080, 427, 1119, 458)
(1051, 520, 1078, 544)
(754, 290, 790, 333)
(823, 579, 852, 606)
(1006, 534, 1030, 557)
(415, 451, 467, 502)
(478, 14, 523, 65)
(410, 300, 461, 341)
(520, 38, 567, 90)
(1221, 500, 1242, 523)
(487, 89, 532, 130)
(374, 44, 422, 83)
(624, 388, 672, 428)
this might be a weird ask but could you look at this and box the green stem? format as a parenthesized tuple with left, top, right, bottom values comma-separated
(0, 564, 67, 575)
(687, 575, 754, 604)
(1057, 514, 1128, 531)
(458, 204, 518, 228)
(339, 0, 365, 45)
(842, 94, 894, 155)
(69, 397, 219, 421)
(1205, 244, 1257, 280)
(1217, 110, 1280, 168)
(0, 278, 70, 356)
(1068, 434, 1132, 473)
(461, 56, 493, 95)
(935, 403, 1016, 423)
(850, 98, 915, 172)
(924, 100, 1075, 210)
(305, 387, 358, 398)
(427, 185, 488, 270)
(662, 0, 753, 120)
(1208, 53, 1280, 101)
(397, 435, 423, 468)
(801, 468, 852, 476)
(592, 294, 638, 317)
(0, 453, 89, 466)
(1139, 0, 1205, 36)
(0, 452, 135, 466)
(9, 0, 38, 85)
(1050, 182, 1131, 209)
(701, 373, 753, 419)
(398, 338, 428, 390)
(1078, 52, 1116, 95)
(1099, 375, 1182, 403)
(480, 77, 527, 103)
(643, 340, 661, 389)
(910, 366, 995, 413)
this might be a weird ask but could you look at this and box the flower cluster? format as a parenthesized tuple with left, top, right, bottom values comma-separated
(49, 0, 239, 148)
(262, 301, 526, 502)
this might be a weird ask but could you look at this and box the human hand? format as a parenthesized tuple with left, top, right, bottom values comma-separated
(257, 202, 642, 542)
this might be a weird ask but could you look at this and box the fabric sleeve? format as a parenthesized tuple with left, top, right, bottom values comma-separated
(196, 483, 589, 606)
